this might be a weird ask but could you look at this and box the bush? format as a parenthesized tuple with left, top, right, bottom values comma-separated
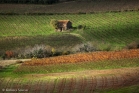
(5, 50, 14, 59)
(12, 45, 52, 59)
(126, 40, 139, 49)
(50, 19, 59, 29)
(72, 42, 97, 53)
(6, 44, 72, 59)
(62, 51, 70, 55)
(23, 44, 52, 58)
(0, 66, 3, 70)
(77, 25, 86, 30)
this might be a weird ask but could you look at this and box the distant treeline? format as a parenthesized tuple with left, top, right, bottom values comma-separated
(0, 0, 97, 4)
(0, 0, 60, 4)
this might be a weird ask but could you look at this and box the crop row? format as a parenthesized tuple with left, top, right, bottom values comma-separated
(22, 49, 139, 66)
(1, 72, 139, 93)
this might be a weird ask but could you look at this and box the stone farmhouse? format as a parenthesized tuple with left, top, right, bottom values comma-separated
(56, 20, 72, 31)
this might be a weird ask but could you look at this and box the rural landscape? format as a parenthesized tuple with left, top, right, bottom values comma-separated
(0, 0, 139, 93)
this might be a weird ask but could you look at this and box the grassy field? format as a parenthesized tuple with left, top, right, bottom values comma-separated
(0, 11, 139, 55)
(14, 58, 139, 75)
(99, 84, 139, 93)
(0, 57, 139, 78)
(0, 1, 139, 92)
(1, 11, 139, 36)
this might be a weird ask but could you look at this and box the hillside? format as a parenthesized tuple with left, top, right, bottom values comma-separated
(1, 1, 139, 92)
(0, 0, 139, 58)
(0, 11, 139, 58)
(0, 0, 139, 14)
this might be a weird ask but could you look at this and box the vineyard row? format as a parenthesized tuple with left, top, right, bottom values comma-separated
(1, 72, 139, 93)
(23, 49, 139, 66)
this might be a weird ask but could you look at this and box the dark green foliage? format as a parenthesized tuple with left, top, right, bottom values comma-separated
(77, 25, 86, 30)
(0, 66, 3, 70)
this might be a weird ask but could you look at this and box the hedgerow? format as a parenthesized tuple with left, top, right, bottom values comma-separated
(0, 0, 59, 4)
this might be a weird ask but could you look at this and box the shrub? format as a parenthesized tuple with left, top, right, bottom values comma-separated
(23, 44, 52, 58)
(77, 25, 86, 30)
(5, 50, 14, 59)
(1, 53, 6, 60)
(126, 40, 139, 49)
(13, 45, 52, 59)
(50, 19, 59, 29)
(0, 66, 3, 70)
(72, 42, 97, 53)
(62, 51, 70, 55)
(12, 44, 72, 59)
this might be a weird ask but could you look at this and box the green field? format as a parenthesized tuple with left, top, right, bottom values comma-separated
(0, 58, 139, 78)
(0, 11, 139, 56)
(1, 1, 139, 92)
(99, 84, 139, 93)
(0, 58, 139, 93)
(1, 11, 139, 37)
